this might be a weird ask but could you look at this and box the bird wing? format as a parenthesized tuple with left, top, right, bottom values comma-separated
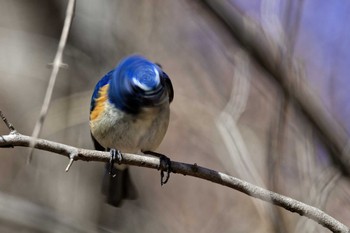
(90, 71, 113, 113)
(163, 73, 174, 103)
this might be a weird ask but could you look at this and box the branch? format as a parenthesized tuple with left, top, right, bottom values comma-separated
(28, 0, 76, 163)
(0, 110, 17, 134)
(203, 0, 350, 177)
(0, 133, 348, 233)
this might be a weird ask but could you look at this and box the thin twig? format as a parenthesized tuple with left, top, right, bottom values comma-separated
(65, 158, 74, 172)
(294, 170, 341, 233)
(28, 0, 76, 163)
(0, 133, 349, 233)
(0, 110, 17, 134)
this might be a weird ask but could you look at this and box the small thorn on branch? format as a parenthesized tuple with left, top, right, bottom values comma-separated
(0, 110, 17, 134)
(65, 158, 74, 172)
(65, 153, 77, 172)
(191, 163, 198, 172)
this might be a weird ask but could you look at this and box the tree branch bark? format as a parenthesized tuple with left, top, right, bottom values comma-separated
(0, 133, 349, 233)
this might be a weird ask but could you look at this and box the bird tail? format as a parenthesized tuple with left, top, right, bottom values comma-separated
(101, 164, 138, 207)
(91, 133, 138, 207)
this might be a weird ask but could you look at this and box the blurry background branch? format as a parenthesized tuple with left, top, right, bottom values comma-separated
(215, 51, 276, 229)
(0, 191, 102, 233)
(203, 0, 350, 177)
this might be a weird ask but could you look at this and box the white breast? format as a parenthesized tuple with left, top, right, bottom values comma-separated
(90, 100, 170, 153)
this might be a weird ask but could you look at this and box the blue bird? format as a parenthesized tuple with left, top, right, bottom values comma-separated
(90, 55, 174, 207)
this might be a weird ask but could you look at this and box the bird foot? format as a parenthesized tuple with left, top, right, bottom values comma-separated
(159, 155, 171, 185)
(109, 149, 122, 177)
(142, 150, 171, 185)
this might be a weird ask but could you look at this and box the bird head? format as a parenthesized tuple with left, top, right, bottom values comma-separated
(108, 55, 173, 114)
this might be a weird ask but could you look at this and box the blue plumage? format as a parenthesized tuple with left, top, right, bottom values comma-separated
(89, 55, 174, 207)
(90, 71, 112, 113)
(90, 55, 173, 115)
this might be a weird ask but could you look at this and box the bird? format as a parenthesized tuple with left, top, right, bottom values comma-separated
(89, 55, 174, 207)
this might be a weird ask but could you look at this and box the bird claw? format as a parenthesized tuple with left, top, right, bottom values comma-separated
(142, 150, 172, 185)
(109, 149, 122, 177)
(159, 155, 171, 185)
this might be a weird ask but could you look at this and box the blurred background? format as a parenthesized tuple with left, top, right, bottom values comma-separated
(0, 0, 350, 232)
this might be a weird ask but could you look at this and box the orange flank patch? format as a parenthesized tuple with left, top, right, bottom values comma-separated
(90, 84, 109, 121)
